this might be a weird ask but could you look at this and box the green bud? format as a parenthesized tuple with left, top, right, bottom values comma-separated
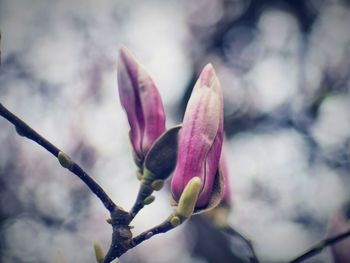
(143, 195, 155, 205)
(170, 215, 181, 226)
(93, 242, 104, 263)
(175, 177, 202, 219)
(136, 170, 143, 181)
(142, 169, 155, 184)
(151, 180, 164, 191)
(58, 151, 73, 169)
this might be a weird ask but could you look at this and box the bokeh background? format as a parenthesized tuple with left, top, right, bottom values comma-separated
(1, 0, 350, 262)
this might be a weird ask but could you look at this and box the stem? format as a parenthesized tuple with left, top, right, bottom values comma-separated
(0, 103, 60, 156)
(102, 208, 133, 263)
(0, 103, 117, 212)
(129, 182, 153, 220)
(102, 215, 179, 262)
(130, 216, 177, 248)
(289, 228, 350, 263)
(69, 163, 116, 212)
(0, 102, 182, 263)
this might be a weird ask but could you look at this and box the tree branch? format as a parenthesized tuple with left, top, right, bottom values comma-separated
(289, 228, 350, 263)
(130, 216, 177, 248)
(0, 103, 117, 212)
(101, 214, 179, 262)
(129, 182, 154, 220)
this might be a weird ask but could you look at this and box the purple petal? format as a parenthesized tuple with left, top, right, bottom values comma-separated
(219, 143, 232, 205)
(118, 48, 144, 159)
(197, 66, 224, 207)
(118, 47, 166, 163)
(138, 67, 166, 154)
(198, 119, 223, 207)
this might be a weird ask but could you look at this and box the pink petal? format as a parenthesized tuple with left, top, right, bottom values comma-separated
(118, 47, 166, 163)
(138, 67, 166, 154)
(118, 48, 144, 157)
(219, 143, 231, 205)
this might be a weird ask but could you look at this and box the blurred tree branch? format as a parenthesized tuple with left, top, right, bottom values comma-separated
(0, 102, 182, 263)
(0, 103, 117, 212)
(289, 228, 350, 263)
(2, 102, 350, 263)
(103, 215, 179, 262)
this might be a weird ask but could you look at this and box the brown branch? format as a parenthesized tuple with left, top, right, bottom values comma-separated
(289, 228, 350, 263)
(0, 103, 117, 212)
(130, 216, 176, 248)
(129, 182, 154, 220)
(0, 102, 181, 263)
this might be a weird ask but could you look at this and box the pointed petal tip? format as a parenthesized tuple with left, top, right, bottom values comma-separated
(200, 63, 217, 87)
(204, 63, 214, 70)
(119, 46, 138, 68)
(118, 46, 141, 87)
(119, 45, 130, 56)
(205, 63, 216, 73)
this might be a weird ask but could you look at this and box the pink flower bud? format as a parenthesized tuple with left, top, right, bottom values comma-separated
(118, 47, 166, 165)
(171, 64, 224, 208)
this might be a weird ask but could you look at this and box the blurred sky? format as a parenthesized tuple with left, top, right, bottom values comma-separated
(0, 0, 350, 262)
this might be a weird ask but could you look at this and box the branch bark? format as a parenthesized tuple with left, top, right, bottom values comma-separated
(289, 228, 350, 263)
(0, 103, 117, 212)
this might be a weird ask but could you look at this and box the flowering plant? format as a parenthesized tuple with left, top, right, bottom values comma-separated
(1, 46, 349, 263)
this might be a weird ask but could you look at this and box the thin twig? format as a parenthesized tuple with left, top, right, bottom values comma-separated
(289, 228, 350, 263)
(0, 103, 117, 212)
(130, 216, 176, 248)
(102, 216, 178, 262)
(0, 103, 60, 156)
(129, 182, 153, 220)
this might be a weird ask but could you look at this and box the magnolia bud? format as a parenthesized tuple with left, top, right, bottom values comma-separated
(118, 47, 166, 166)
(93, 242, 105, 263)
(171, 64, 224, 208)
